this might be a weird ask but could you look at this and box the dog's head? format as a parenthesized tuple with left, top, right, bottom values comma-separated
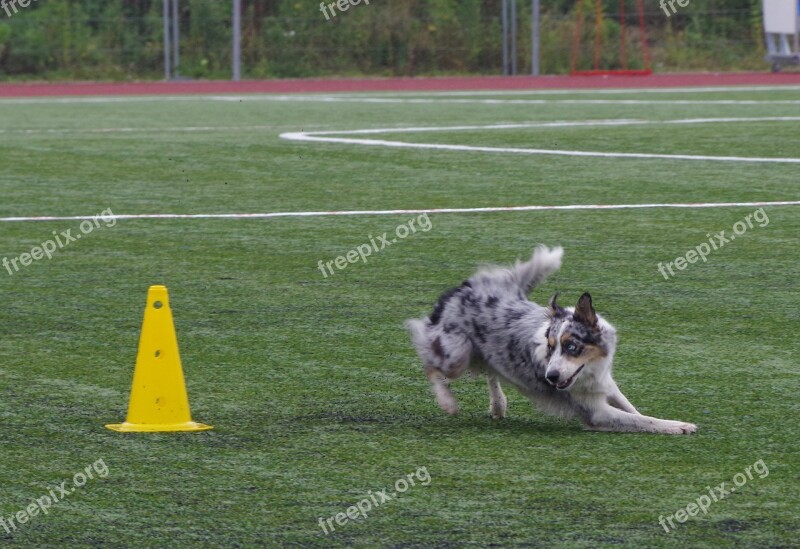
(543, 292, 615, 391)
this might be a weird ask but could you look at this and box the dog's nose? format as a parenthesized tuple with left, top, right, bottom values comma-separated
(545, 370, 560, 385)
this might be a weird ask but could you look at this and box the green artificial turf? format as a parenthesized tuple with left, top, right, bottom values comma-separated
(0, 88, 798, 548)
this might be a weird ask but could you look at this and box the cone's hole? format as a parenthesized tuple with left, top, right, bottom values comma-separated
(155, 350, 161, 358)
(153, 301, 163, 309)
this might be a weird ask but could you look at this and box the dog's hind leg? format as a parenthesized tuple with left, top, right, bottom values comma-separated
(423, 332, 473, 416)
(487, 375, 507, 419)
(425, 366, 459, 415)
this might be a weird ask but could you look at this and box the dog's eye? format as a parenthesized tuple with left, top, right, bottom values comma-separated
(566, 342, 580, 354)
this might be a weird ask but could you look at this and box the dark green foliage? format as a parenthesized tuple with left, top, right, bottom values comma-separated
(0, 0, 770, 80)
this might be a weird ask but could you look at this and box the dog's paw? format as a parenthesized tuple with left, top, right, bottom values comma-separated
(489, 402, 506, 420)
(437, 396, 459, 416)
(662, 421, 697, 435)
(442, 403, 459, 416)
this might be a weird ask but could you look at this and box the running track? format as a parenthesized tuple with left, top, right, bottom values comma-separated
(1, 72, 800, 97)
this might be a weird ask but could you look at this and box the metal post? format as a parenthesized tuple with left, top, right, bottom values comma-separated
(171, 0, 180, 78)
(510, 0, 517, 75)
(531, 0, 540, 75)
(163, 0, 171, 80)
(232, 0, 241, 81)
(501, 0, 509, 75)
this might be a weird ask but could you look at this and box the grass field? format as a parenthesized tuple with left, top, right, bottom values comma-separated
(1, 86, 799, 548)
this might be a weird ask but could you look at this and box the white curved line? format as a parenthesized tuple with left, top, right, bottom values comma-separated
(280, 117, 800, 163)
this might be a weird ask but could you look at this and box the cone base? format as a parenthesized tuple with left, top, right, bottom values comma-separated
(105, 421, 213, 433)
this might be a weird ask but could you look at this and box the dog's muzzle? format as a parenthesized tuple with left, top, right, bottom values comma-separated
(547, 364, 585, 390)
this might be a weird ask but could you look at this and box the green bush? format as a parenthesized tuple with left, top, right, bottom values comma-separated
(0, 0, 770, 81)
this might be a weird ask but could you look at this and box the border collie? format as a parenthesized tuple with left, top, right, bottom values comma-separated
(406, 246, 696, 434)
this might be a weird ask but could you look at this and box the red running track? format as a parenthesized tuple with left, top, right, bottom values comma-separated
(0, 72, 799, 97)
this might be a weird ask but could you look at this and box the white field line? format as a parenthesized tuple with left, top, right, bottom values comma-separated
(0, 119, 656, 135)
(286, 117, 800, 135)
(263, 97, 800, 105)
(2, 201, 800, 223)
(2, 92, 800, 105)
(361, 85, 800, 96)
(280, 117, 800, 163)
(205, 95, 800, 105)
(2, 83, 799, 106)
(2, 116, 799, 137)
(3, 116, 799, 137)
(0, 125, 296, 135)
(286, 135, 800, 163)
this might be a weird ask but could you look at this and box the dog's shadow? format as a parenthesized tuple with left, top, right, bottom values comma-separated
(289, 409, 585, 438)
(411, 413, 585, 437)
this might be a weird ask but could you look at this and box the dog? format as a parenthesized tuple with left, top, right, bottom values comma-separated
(406, 246, 697, 435)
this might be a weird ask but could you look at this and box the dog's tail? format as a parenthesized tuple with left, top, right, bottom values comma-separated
(405, 317, 432, 364)
(405, 318, 429, 349)
(511, 245, 563, 294)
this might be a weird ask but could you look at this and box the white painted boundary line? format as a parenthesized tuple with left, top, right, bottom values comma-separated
(3, 116, 800, 137)
(364, 85, 800, 96)
(0, 125, 299, 135)
(1, 89, 800, 105)
(266, 97, 800, 105)
(283, 134, 800, 163)
(280, 117, 800, 164)
(3, 201, 800, 223)
(210, 96, 800, 105)
(286, 117, 800, 135)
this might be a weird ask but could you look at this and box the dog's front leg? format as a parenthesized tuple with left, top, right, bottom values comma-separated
(606, 385, 640, 415)
(486, 375, 507, 419)
(582, 403, 696, 435)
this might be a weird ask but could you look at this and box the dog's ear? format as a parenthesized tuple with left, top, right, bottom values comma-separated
(547, 292, 567, 318)
(574, 292, 598, 328)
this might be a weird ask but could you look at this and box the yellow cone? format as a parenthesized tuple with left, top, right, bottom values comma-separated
(106, 285, 212, 433)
